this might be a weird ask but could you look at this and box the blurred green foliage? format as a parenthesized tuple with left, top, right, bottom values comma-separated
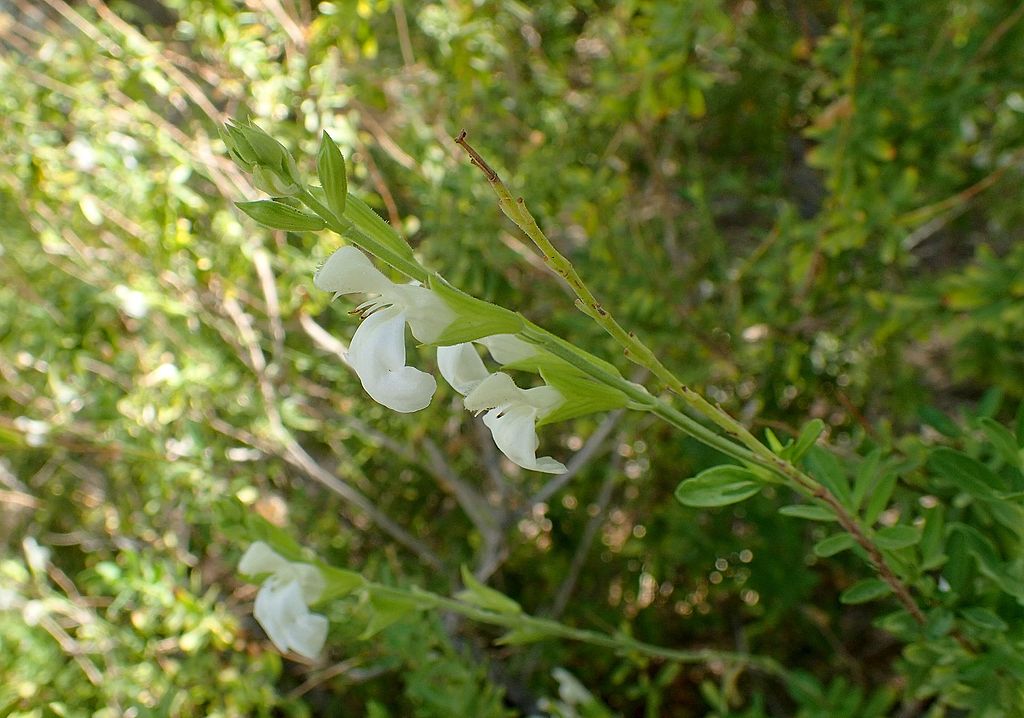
(1, 0, 1022, 715)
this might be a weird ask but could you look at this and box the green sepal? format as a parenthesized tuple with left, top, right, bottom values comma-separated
(455, 565, 522, 615)
(536, 365, 629, 426)
(674, 465, 763, 507)
(359, 590, 431, 640)
(235, 200, 326, 232)
(342, 193, 415, 262)
(427, 276, 524, 344)
(317, 565, 366, 603)
(317, 131, 348, 217)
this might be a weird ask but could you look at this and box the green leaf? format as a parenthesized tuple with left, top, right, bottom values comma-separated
(918, 406, 961, 438)
(978, 417, 1022, 469)
(786, 419, 825, 462)
(919, 505, 946, 570)
(455, 566, 522, 615)
(342, 193, 415, 261)
(851, 449, 882, 512)
(764, 427, 785, 453)
(495, 627, 548, 646)
(863, 472, 897, 525)
(961, 607, 1008, 631)
(813, 533, 857, 557)
(840, 579, 892, 604)
(428, 276, 524, 344)
(928, 448, 1005, 499)
(873, 525, 920, 550)
(317, 131, 347, 217)
(804, 446, 851, 506)
(235, 200, 326, 231)
(779, 504, 836, 521)
(674, 466, 762, 507)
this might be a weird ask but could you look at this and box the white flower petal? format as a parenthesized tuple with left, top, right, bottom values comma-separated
(483, 405, 566, 474)
(239, 541, 291, 577)
(253, 579, 328, 659)
(462, 372, 522, 413)
(349, 307, 436, 412)
(394, 285, 456, 343)
(478, 334, 536, 365)
(314, 246, 394, 297)
(437, 343, 490, 396)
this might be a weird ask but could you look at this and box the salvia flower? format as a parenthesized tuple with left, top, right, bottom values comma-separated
(239, 542, 328, 659)
(438, 342, 566, 474)
(314, 246, 455, 413)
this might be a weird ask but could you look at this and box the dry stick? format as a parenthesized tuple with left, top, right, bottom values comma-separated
(453, 131, 940, 635)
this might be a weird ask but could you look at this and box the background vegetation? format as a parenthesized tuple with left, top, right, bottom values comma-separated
(1, 0, 1023, 715)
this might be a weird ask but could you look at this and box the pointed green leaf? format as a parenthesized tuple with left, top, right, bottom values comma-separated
(786, 419, 825, 462)
(840, 579, 892, 604)
(813, 533, 858, 557)
(235, 200, 326, 232)
(851, 449, 882, 512)
(873, 525, 920, 550)
(863, 472, 897, 525)
(674, 466, 762, 508)
(804, 446, 850, 506)
(961, 607, 1007, 632)
(928, 448, 1005, 499)
(495, 627, 548, 646)
(978, 417, 1022, 469)
(779, 504, 836, 521)
(918, 406, 961, 438)
(317, 131, 348, 217)
(455, 565, 522, 614)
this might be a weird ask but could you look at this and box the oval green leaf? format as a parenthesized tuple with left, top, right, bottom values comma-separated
(674, 466, 762, 508)
(840, 578, 892, 604)
(813, 533, 857, 557)
(874, 525, 920, 550)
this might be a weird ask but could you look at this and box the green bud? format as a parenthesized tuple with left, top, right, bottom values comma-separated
(317, 131, 348, 216)
(252, 166, 301, 197)
(235, 200, 326, 232)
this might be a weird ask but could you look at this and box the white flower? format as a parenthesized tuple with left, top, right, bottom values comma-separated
(239, 542, 328, 659)
(314, 246, 455, 413)
(437, 342, 566, 474)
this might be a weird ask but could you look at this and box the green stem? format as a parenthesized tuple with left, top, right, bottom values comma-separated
(366, 583, 790, 680)
(455, 132, 932, 628)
